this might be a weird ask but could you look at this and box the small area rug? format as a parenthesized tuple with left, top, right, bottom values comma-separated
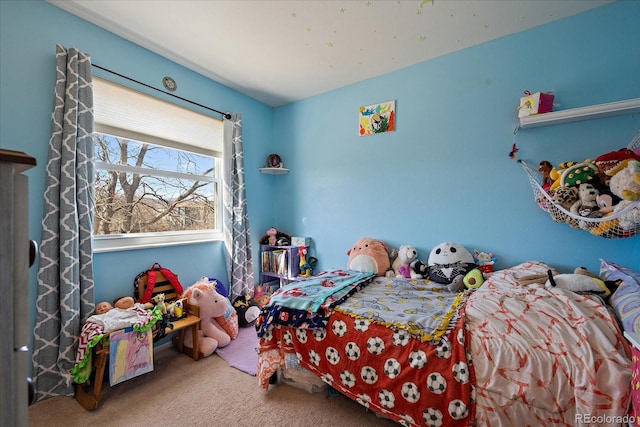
(215, 325, 259, 376)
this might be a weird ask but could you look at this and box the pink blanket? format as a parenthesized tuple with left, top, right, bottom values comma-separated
(466, 261, 631, 427)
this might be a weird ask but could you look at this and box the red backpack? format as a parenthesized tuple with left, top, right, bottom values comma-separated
(133, 262, 183, 304)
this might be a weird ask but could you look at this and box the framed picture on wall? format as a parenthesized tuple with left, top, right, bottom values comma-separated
(359, 100, 395, 136)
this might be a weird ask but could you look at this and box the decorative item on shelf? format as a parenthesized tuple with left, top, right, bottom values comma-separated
(259, 228, 291, 246)
(297, 247, 312, 278)
(514, 98, 640, 134)
(259, 153, 289, 174)
(517, 90, 555, 118)
(268, 153, 282, 168)
(519, 132, 640, 239)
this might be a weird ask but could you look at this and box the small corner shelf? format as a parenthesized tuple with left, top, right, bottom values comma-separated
(260, 167, 289, 175)
(518, 98, 640, 130)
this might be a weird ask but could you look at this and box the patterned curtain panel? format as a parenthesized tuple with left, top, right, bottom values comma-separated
(223, 114, 254, 300)
(32, 44, 95, 400)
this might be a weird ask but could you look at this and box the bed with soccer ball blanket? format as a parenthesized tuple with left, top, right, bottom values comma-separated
(257, 261, 631, 426)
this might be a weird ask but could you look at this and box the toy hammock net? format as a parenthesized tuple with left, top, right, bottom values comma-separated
(520, 133, 640, 239)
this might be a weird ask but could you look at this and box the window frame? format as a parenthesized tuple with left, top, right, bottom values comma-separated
(91, 81, 224, 253)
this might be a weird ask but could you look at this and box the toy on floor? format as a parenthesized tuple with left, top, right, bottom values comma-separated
(232, 295, 261, 326)
(181, 279, 238, 357)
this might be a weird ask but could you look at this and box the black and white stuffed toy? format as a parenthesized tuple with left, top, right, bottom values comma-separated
(427, 242, 478, 292)
(232, 295, 261, 327)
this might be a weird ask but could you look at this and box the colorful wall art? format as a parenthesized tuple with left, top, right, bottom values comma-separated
(359, 100, 395, 136)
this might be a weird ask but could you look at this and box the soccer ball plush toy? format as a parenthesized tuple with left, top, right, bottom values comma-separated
(346, 237, 391, 276)
(428, 242, 478, 292)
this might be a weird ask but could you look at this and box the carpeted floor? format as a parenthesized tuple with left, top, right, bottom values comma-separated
(29, 344, 397, 427)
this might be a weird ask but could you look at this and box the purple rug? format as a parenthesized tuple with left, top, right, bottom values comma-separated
(215, 326, 259, 376)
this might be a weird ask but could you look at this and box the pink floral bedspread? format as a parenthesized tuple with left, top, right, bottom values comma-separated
(466, 261, 632, 427)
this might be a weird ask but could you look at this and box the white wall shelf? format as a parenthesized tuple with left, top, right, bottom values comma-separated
(259, 167, 289, 175)
(517, 98, 640, 131)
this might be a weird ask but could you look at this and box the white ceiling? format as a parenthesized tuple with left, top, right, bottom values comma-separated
(49, 0, 612, 107)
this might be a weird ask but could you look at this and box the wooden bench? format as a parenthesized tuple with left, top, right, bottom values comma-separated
(75, 271, 200, 411)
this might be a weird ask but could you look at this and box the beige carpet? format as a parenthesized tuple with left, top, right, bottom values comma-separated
(29, 346, 397, 427)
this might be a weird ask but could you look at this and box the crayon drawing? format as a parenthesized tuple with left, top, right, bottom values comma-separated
(359, 100, 395, 136)
(109, 328, 153, 386)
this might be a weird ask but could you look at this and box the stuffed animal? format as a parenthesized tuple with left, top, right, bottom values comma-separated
(152, 293, 167, 314)
(473, 250, 496, 273)
(607, 159, 640, 230)
(570, 183, 601, 218)
(232, 295, 261, 327)
(266, 227, 277, 245)
(544, 269, 620, 297)
(166, 298, 184, 319)
(463, 268, 485, 290)
(427, 242, 477, 292)
(346, 237, 391, 276)
(392, 245, 418, 278)
(549, 186, 580, 228)
(181, 279, 238, 357)
(608, 159, 640, 201)
(409, 259, 428, 279)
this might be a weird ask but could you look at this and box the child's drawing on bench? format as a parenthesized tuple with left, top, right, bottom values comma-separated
(109, 328, 153, 386)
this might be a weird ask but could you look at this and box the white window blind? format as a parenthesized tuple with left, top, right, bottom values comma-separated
(92, 77, 223, 157)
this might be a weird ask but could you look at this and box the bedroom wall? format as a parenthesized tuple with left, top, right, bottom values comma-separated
(271, 1, 640, 274)
(0, 1, 276, 306)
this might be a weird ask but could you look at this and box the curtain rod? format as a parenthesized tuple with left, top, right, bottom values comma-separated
(91, 63, 232, 119)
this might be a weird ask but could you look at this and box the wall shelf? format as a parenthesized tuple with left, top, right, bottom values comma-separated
(259, 167, 289, 175)
(517, 98, 640, 131)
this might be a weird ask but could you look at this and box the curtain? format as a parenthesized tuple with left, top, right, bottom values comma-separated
(32, 44, 95, 400)
(223, 113, 254, 300)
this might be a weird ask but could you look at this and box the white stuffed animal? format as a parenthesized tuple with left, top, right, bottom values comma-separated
(607, 159, 640, 230)
(392, 245, 418, 278)
(608, 159, 640, 201)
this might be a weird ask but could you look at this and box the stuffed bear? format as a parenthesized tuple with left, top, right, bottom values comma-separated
(346, 237, 391, 276)
(232, 295, 261, 327)
(181, 279, 238, 357)
(392, 245, 418, 278)
(427, 242, 478, 292)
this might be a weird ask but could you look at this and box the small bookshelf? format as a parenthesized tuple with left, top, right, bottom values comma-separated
(259, 245, 304, 289)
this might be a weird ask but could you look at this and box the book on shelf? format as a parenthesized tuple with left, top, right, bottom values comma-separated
(262, 249, 289, 276)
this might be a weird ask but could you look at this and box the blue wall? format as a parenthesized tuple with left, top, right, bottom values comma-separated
(0, 1, 276, 307)
(272, 1, 640, 274)
(1, 0, 638, 323)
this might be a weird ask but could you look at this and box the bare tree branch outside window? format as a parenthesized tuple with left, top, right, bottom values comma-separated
(93, 133, 217, 235)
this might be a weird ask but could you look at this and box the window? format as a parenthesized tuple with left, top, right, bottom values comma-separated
(92, 78, 223, 252)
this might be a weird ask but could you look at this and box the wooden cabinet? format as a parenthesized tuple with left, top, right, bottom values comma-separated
(0, 149, 36, 427)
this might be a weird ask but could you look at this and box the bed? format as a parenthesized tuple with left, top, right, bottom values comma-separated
(256, 261, 633, 427)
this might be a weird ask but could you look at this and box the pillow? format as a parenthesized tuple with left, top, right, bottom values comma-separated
(346, 237, 391, 276)
(601, 259, 640, 333)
